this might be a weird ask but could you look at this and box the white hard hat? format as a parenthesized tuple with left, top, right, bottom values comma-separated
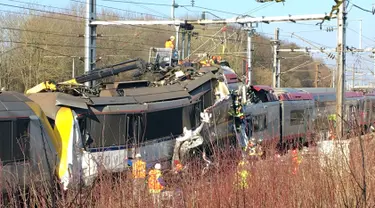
(155, 163, 161, 170)
(135, 153, 141, 158)
(170, 36, 175, 40)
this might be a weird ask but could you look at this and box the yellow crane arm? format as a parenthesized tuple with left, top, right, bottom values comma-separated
(26, 79, 82, 95)
(26, 81, 57, 94)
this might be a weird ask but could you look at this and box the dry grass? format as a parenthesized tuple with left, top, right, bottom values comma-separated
(1, 134, 375, 208)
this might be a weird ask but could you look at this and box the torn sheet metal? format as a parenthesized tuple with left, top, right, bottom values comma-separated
(171, 113, 209, 167)
(183, 72, 216, 92)
(56, 93, 88, 109)
(89, 96, 137, 105)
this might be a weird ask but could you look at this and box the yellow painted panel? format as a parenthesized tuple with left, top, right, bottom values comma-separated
(54, 107, 74, 178)
(25, 101, 60, 154)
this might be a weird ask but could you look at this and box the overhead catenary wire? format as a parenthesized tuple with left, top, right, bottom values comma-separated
(0, 39, 154, 53)
(0, 2, 87, 20)
(1, 0, 168, 23)
(70, 0, 169, 19)
(348, 1, 375, 14)
(99, 0, 246, 17)
(346, 27, 375, 45)
(0, 27, 163, 49)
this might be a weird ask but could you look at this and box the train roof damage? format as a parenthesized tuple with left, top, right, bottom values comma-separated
(27, 59, 229, 120)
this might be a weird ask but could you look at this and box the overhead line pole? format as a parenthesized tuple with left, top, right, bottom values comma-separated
(336, 0, 346, 139)
(272, 28, 280, 88)
(85, 0, 96, 87)
(315, 63, 319, 87)
(244, 23, 256, 87)
(171, 0, 180, 53)
(171, 0, 175, 20)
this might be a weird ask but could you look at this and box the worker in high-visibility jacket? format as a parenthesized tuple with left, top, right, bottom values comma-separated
(174, 160, 184, 174)
(328, 114, 337, 140)
(165, 36, 175, 49)
(234, 158, 249, 190)
(132, 153, 146, 204)
(148, 163, 166, 207)
(291, 149, 303, 175)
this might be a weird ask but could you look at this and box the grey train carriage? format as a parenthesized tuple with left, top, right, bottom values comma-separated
(0, 91, 58, 196)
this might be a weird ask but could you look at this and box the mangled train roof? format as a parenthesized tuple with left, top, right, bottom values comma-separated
(0, 91, 38, 118)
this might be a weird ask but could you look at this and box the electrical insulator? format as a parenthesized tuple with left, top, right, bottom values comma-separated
(328, 53, 335, 60)
(326, 27, 334, 32)
(191, 0, 195, 7)
(201, 11, 205, 20)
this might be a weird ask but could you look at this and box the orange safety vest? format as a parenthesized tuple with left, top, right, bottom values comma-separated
(165, 40, 174, 49)
(291, 150, 302, 164)
(148, 169, 164, 193)
(176, 163, 183, 172)
(132, 160, 146, 179)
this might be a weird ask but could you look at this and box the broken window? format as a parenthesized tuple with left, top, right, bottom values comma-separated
(290, 110, 305, 126)
(81, 108, 184, 149)
(144, 108, 183, 141)
(83, 114, 129, 149)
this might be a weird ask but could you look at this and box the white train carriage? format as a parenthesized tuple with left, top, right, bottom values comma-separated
(243, 85, 280, 146)
(298, 88, 365, 134)
(273, 88, 315, 149)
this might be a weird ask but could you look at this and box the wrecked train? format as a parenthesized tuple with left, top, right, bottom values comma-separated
(25, 59, 238, 189)
(0, 91, 58, 194)
(224, 85, 375, 154)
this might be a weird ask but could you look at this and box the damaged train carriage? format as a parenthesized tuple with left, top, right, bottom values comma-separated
(0, 91, 58, 196)
(27, 70, 226, 190)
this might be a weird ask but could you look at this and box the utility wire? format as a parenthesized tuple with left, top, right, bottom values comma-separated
(0, 40, 152, 53)
(348, 1, 375, 14)
(70, 0, 169, 19)
(99, 0, 171, 7)
(0, 9, 83, 23)
(7, 0, 85, 16)
(346, 27, 375, 45)
(0, 27, 163, 48)
(0, 27, 79, 38)
(0, 2, 87, 19)
(99, 0, 246, 16)
(242, 2, 275, 15)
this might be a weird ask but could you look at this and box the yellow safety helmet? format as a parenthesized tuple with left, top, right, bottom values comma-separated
(238, 159, 248, 166)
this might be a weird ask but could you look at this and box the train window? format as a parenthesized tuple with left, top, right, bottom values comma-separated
(290, 110, 305, 126)
(144, 108, 183, 141)
(86, 114, 128, 148)
(253, 114, 267, 132)
(0, 120, 30, 164)
(349, 105, 354, 113)
(13, 119, 30, 162)
(0, 121, 12, 163)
